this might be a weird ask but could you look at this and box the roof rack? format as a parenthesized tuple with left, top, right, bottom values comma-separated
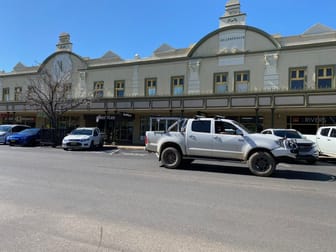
(194, 115, 205, 119)
(214, 115, 225, 119)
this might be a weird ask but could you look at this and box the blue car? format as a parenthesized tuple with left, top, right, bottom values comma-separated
(7, 128, 41, 146)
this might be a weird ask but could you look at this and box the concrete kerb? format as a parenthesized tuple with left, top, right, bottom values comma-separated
(104, 145, 145, 150)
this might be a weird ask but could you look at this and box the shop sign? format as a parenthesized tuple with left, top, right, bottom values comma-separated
(290, 116, 336, 124)
(96, 115, 116, 122)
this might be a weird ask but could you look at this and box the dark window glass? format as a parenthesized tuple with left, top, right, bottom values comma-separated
(318, 79, 332, 89)
(191, 121, 211, 133)
(330, 129, 336, 138)
(290, 80, 304, 89)
(298, 70, 304, 78)
(326, 68, 332, 76)
(318, 69, 324, 76)
(320, 128, 330, 136)
(291, 71, 297, 78)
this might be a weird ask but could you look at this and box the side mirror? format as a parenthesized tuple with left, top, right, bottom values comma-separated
(236, 129, 243, 136)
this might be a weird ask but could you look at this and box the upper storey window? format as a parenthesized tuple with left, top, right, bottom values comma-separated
(14, 87, 22, 101)
(214, 73, 228, 94)
(171, 76, 184, 96)
(289, 68, 306, 90)
(316, 66, 333, 89)
(145, 78, 157, 96)
(114, 80, 125, 97)
(2, 88, 9, 101)
(235, 71, 249, 93)
(93, 81, 104, 98)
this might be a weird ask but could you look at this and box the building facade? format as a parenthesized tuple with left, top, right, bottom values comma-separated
(1, 0, 336, 145)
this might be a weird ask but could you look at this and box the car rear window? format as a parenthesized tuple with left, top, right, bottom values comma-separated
(191, 121, 211, 133)
(320, 128, 330, 137)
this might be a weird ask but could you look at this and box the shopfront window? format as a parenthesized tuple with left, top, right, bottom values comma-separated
(287, 116, 336, 134)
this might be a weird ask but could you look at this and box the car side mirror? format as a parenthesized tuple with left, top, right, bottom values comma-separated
(236, 129, 243, 136)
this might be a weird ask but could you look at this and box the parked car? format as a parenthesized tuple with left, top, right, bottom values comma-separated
(145, 117, 300, 177)
(305, 126, 336, 157)
(62, 127, 104, 150)
(261, 128, 319, 164)
(0, 124, 31, 144)
(7, 128, 41, 146)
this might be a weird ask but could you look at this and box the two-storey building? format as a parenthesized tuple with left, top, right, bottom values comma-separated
(1, 0, 336, 145)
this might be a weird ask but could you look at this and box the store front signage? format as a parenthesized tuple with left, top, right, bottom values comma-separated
(290, 116, 336, 124)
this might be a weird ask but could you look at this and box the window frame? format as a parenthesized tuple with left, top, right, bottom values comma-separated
(114, 80, 125, 97)
(2, 87, 9, 101)
(171, 76, 184, 96)
(191, 120, 211, 133)
(14, 87, 22, 101)
(234, 71, 249, 93)
(316, 65, 334, 89)
(214, 72, 229, 94)
(93, 81, 104, 98)
(289, 67, 306, 90)
(64, 83, 72, 99)
(145, 78, 157, 96)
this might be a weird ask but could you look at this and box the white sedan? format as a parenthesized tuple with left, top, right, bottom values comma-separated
(62, 127, 104, 150)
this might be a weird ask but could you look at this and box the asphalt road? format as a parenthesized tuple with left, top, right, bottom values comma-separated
(0, 145, 336, 251)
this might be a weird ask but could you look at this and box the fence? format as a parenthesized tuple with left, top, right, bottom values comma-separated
(40, 128, 68, 147)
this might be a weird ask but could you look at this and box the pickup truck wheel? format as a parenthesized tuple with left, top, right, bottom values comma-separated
(161, 147, 182, 169)
(248, 151, 276, 177)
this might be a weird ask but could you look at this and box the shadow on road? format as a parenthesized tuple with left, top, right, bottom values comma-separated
(180, 163, 335, 182)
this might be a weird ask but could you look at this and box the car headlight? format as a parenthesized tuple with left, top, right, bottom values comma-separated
(80, 137, 90, 142)
(275, 139, 285, 148)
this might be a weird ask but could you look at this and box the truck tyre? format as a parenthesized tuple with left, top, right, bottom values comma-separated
(161, 147, 182, 169)
(248, 151, 276, 177)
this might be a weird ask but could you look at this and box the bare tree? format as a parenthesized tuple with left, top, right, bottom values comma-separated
(26, 68, 90, 129)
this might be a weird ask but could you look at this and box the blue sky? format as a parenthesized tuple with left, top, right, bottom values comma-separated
(1, 0, 336, 72)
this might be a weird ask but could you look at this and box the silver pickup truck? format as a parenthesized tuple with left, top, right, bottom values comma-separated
(145, 117, 299, 177)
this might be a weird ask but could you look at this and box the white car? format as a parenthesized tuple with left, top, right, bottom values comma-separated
(62, 127, 104, 150)
(261, 128, 319, 164)
(305, 126, 336, 157)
